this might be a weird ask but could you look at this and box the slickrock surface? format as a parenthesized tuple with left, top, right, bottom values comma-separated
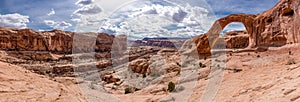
(0, 61, 86, 101)
(115, 44, 300, 102)
(189, 44, 300, 102)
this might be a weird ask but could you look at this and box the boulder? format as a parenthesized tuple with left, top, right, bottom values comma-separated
(129, 59, 151, 75)
(224, 31, 249, 49)
(101, 74, 120, 84)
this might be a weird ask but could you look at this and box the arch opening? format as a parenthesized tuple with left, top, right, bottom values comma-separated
(205, 14, 256, 49)
(221, 22, 249, 49)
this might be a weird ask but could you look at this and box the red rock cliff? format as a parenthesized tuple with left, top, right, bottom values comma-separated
(0, 27, 115, 54)
(192, 0, 300, 56)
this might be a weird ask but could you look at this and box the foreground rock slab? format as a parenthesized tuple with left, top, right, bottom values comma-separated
(0, 61, 86, 102)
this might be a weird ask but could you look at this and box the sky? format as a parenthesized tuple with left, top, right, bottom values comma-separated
(0, 0, 279, 39)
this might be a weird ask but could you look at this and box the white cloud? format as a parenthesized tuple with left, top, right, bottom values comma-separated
(47, 8, 56, 16)
(74, 15, 107, 32)
(73, 0, 130, 32)
(75, 0, 94, 6)
(0, 13, 30, 28)
(38, 29, 45, 32)
(44, 20, 72, 30)
(222, 22, 246, 34)
(72, 1, 104, 32)
(98, 1, 215, 40)
(73, 4, 102, 15)
(71, 18, 81, 22)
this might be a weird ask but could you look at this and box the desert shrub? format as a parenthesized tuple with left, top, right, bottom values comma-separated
(287, 58, 296, 65)
(89, 81, 97, 90)
(134, 87, 140, 91)
(199, 62, 206, 68)
(113, 82, 119, 86)
(176, 62, 181, 67)
(125, 88, 132, 94)
(168, 82, 176, 92)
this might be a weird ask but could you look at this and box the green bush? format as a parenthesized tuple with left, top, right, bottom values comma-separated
(125, 88, 132, 94)
(134, 87, 141, 91)
(168, 82, 175, 92)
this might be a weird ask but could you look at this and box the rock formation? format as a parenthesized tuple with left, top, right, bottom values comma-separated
(132, 40, 176, 48)
(101, 73, 120, 84)
(223, 31, 249, 49)
(129, 59, 151, 75)
(192, 0, 300, 56)
(0, 27, 73, 53)
(256, 0, 300, 46)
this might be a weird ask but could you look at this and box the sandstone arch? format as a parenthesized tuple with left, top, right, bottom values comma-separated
(205, 14, 257, 48)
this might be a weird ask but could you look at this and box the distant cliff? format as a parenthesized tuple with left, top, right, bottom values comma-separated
(0, 27, 115, 54)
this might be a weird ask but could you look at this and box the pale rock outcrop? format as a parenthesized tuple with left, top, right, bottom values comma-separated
(101, 73, 120, 84)
(129, 59, 151, 75)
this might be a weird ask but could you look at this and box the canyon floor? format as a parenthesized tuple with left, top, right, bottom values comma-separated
(0, 43, 299, 102)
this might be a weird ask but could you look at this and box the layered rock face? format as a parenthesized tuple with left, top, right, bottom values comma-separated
(256, 0, 300, 46)
(129, 59, 151, 75)
(0, 27, 73, 53)
(223, 31, 249, 49)
(0, 27, 115, 54)
(192, 0, 300, 56)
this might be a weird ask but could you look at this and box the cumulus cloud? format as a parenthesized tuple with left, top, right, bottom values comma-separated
(44, 20, 72, 30)
(75, 0, 94, 6)
(222, 22, 246, 34)
(98, 1, 215, 40)
(0, 13, 30, 28)
(73, 4, 102, 15)
(47, 8, 55, 16)
(72, 0, 106, 32)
